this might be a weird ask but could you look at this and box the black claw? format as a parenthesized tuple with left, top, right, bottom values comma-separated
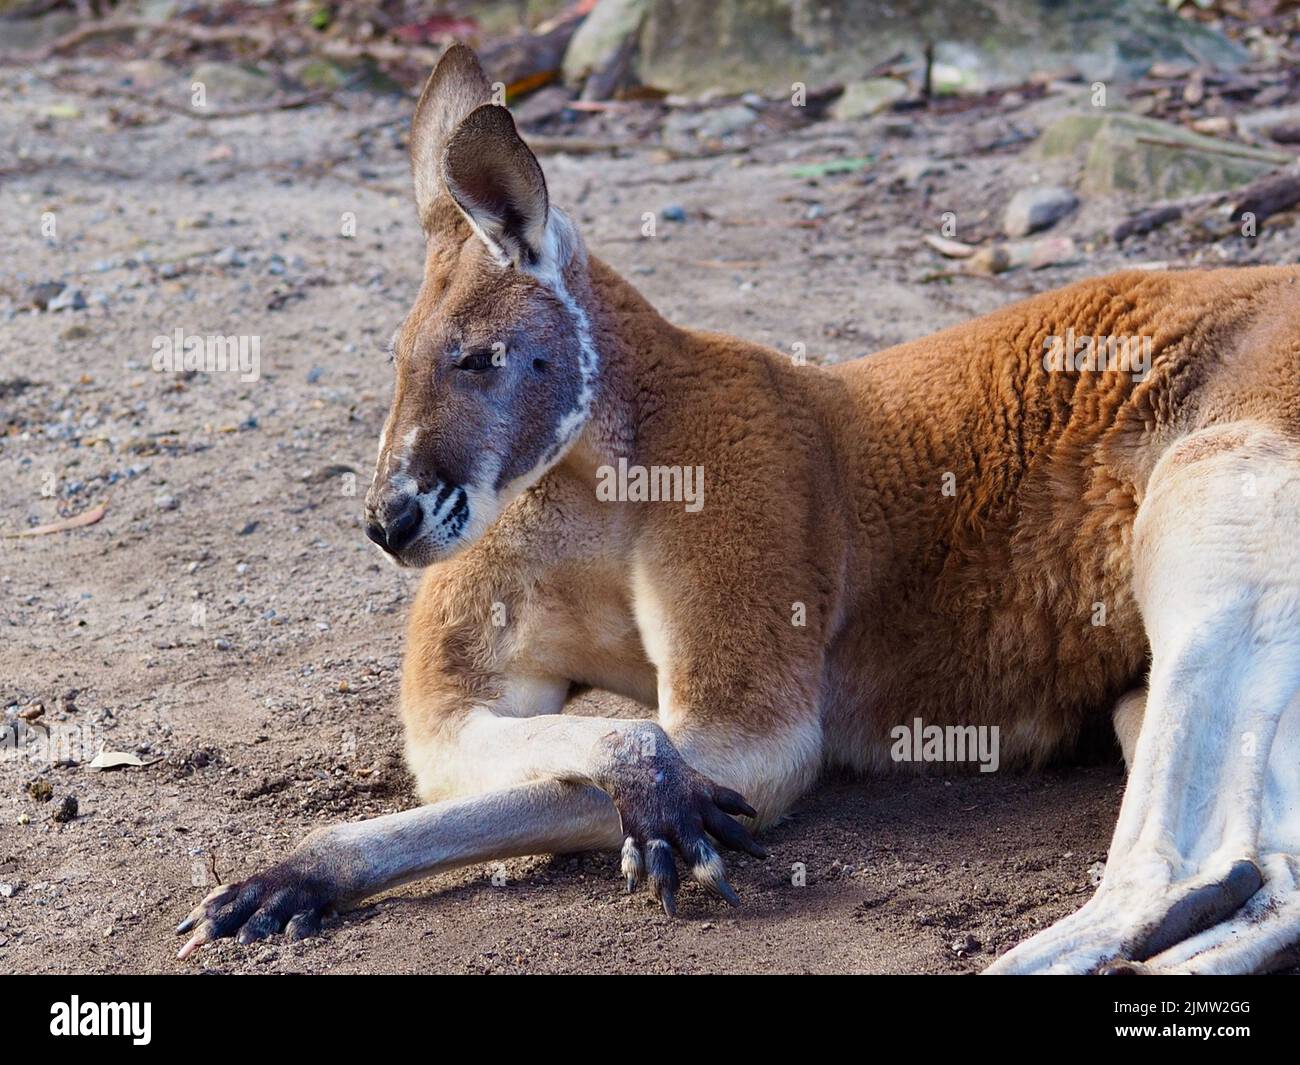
(704, 807, 768, 859)
(713, 787, 757, 819)
(711, 878, 741, 907)
(285, 910, 322, 941)
(646, 840, 679, 917)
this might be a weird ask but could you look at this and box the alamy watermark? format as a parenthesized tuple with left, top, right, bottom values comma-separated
(50, 997, 151, 1045)
(151, 328, 260, 382)
(890, 717, 1000, 773)
(1043, 330, 1151, 382)
(595, 457, 704, 513)
(1, 721, 103, 765)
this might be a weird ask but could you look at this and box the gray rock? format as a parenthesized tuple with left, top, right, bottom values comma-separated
(1038, 113, 1288, 199)
(24, 281, 65, 310)
(47, 288, 86, 313)
(511, 85, 575, 125)
(696, 104, 759, 139)
(662, 104, 758, 150)
(629, 0, 1245, 97)
(52, 795, 77, 823)
(1003, 185, 1078, 237)
(563, 0, 648, 84)
(830, 78, 909, 121)
(190, 61, 274, 106)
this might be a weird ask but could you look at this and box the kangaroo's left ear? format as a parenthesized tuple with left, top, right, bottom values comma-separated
(409, 43, 493, 234)
(442, 103, 550, 269)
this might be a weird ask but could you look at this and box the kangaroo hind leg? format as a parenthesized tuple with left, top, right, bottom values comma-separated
(989, 424, 1300, 974)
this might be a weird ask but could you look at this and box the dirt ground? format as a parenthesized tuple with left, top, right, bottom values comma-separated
(1, 56, 1293, 974)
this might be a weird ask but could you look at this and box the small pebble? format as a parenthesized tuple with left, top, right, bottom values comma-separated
(47, 287, 87, 313)
(26, 778, 53, 802)
(24, 281, 64, 309)
(52, 795, 78, 823)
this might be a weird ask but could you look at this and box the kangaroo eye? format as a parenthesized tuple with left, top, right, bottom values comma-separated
(455, 347, 499, 373)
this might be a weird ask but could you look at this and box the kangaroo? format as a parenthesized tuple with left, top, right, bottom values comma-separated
(177, 44, 1300, 973)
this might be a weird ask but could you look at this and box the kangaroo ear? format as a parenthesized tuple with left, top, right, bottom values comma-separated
(442, 104, 550, 269)
(409, 43, 492, 232)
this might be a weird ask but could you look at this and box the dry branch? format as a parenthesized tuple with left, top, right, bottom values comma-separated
(51, 72, 359, 121)
(0, 15, 441, 69)
(1230, 166, 1300, 224)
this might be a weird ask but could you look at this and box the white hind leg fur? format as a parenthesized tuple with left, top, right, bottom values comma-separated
(989, 423, 1300, 974)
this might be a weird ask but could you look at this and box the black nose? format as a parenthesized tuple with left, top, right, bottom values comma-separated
(366, 496, 422, 553)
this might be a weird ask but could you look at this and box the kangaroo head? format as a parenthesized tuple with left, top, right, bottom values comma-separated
(365, 44, 596, 567)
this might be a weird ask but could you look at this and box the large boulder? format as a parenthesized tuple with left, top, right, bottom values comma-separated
(188, 61, 275, 106)
(830, 78, 910, 120)
(580, 0, 1245, 98)
(1038, 113, 1289, 199)
(562, 0, 649, 85)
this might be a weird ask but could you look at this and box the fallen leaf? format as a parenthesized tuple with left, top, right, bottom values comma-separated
(89, 750, 145, 770)
(5, 498, 109, 538)
(923, 235, 978, 259)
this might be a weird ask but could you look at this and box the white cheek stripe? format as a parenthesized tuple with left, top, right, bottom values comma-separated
(527, 208, 598, 459)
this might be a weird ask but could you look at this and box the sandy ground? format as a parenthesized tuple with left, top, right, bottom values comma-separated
(0, 58, 1292, 974)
